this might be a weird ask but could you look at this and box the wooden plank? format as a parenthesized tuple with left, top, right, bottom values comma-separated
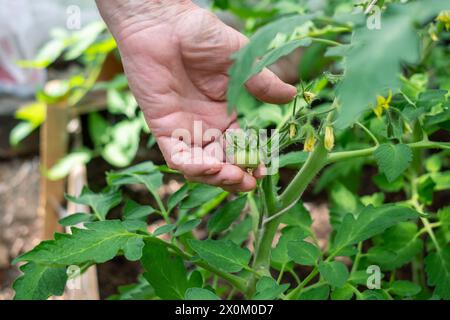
(38, 101, 69, 240)
(64, 164, 100, 300)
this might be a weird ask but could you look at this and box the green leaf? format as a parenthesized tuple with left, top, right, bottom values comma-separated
(181, 184, 224, 209)
(223, 216, 253, 246)
(207, 196, 247, 234)
(425, 247, 450, 300)
(14, 220, 144, 265)
(46, 149, 93, 180)
(101, 119, 141, 167)
(374, 144, 412, 183)
(64, 22, 106, 60)
(251, 38, 312, 77)
(88, 112, 110, 147)
(9, 121, 39, 146)
(372, 173, 404, 193)
(280, 202, 312, 233)
(438, 207, 450, 226)
(252, 277, 289, 300)
(141, 242, 190, 300)
(123, 199, 155, 221)
(66, 186, 122, 220)
(298, 285, 330, 300)
(153, 224, 176, 236)
(168, 184, 189, 212)
(188, 239, 251, 273)
(15, 102, 46, 125)
(333, 204, 418, 253)
(175, 219, 201, 237)
(279, 151, 309, 168)
(108, 275, 155, 300)
(371, 222, 423, 270)
(318, 261, 349, 288)
(19, 37, 68, 68)
(107, 162, 163, 199)
(185, 288, 220, 300)
(287, 241, 321, 266)
(334, 1, 449, 128)
(331, 283, 354, 300)
(227, 14, 316, 112)
(59, 213, 93, 227)
(272, 227, 308, 266)
(13, 262, 67, 300)
(366, 247, 397, 266)
(390, 280, 421, 297)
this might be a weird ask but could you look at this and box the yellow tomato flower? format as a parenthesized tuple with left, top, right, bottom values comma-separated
(437, 11, 450, 31)
(289, 123, 297, 139)
(324, 126, 334, 151)
(304, 133, 316, 152)
(373, 90, 392, 118)
(303, 91, 316, 105)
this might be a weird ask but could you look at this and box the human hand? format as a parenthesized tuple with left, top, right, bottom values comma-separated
(96, 0, 297, 192)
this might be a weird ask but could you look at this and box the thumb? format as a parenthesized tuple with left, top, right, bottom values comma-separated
(245, 67, 297, 104)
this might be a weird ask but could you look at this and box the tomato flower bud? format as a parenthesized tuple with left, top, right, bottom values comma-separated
(304, 132, 316, 152)
(324, 126, 334, 151)
(289, 123, 297, 139)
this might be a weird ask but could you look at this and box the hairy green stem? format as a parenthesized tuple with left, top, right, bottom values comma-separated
(247, 142, 329, 297)
(327, 140, 450, 164)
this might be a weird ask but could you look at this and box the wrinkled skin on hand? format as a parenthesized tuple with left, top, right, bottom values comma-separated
(110, 3, 296, 192)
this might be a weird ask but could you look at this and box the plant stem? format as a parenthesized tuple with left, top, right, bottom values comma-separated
(355, 121, 379, 146)
(326, 140, 450, 164)
(248, 142, 329, 297)
(286, 267, 320, 299)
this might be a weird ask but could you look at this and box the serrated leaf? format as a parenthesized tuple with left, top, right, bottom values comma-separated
(271, 227, 309, 266)
(153, 224, 176, 236)
(390, 280, 421, 297)
(123, 199, 155, 221)
(141, 242, 190, 300)
(185, 288, 220, 300)
(59, 212, 93, 227)
(270, 227, 308, 266)
(14, 220, 144, 265)
(298, 285, 330, 300)
(101, 119, 141, 167)
(13, 263, 67, 300)
(168, 184, 189, 212)
(318, 261, 349, 288)
(223, 216, 253, 246)
(181, 184, 224, 209)
(227, 14, 316, 112)
(207, 196, 247, 234)
(188, 239, 251, 273)
(331, 283, 354, 300)
(107, 161, 162, 190)
(109, 275, 155, 300)
(333, 205, 418, 254)
(65, 186, 122, 220)
(175, 219, 201, 237)
(373, 222, 423, 270)
(374, 144, 412, 183)
(287, 241, 321, 266)
(425, 247, 450, 300)
(334, 1, 449, 128)
(252, 277, 289, 300)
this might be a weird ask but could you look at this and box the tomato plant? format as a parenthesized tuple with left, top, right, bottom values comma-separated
(12, 0, 450, 300)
